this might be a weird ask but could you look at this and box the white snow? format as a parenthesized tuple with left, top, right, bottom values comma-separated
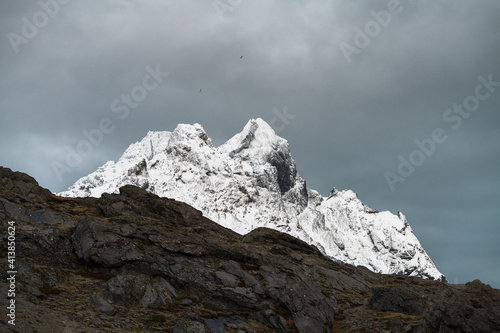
(59, 118, 445, 281)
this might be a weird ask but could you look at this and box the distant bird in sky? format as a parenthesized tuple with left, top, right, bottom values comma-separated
(240, 56, 243, 59)
(199, 89, 202, 93)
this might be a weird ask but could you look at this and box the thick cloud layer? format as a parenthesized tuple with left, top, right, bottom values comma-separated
(1, 0, 499, 287)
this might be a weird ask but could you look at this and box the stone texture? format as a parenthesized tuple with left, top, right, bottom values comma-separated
(0, 166, 499, 333)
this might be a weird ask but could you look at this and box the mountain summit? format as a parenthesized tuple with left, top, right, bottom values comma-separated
(60, 118, 445, 281)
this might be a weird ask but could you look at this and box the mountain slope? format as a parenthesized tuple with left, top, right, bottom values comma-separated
(59, 118, 445, 281)
(2, 166, 499, 332)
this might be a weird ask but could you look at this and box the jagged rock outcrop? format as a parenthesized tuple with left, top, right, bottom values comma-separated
(58, 119, 445, 281)
(1, 167, 499, 333)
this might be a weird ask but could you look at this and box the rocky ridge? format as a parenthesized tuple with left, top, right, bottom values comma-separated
(1, 166, 500, 333)
(59, 119, 445, 281)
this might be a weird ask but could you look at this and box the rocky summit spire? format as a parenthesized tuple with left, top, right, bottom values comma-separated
(220, 118, 284, 157)
(59, 119, 446, 281)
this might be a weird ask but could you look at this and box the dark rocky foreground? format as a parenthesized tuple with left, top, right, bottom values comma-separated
(0, 167, 499, 333)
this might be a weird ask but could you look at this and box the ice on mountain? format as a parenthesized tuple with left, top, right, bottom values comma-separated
(59, 118, 446, 281)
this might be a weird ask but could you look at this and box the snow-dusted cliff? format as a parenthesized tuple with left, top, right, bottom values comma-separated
(59, 118, 445, 281)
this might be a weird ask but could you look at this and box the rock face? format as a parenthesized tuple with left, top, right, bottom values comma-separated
(59, 118, 445, 281)
(1, 166, 499, 333)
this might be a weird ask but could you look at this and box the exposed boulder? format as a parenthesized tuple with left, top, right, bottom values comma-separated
(242, 227, 322, 256)
(0, 166, 52, 204)
(106, 273, 177, 308)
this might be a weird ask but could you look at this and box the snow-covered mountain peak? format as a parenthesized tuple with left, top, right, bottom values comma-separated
(59, 119, 446, 281)
(242, 118, 284, 147)
(220, 118, 286, 156)
(170, 123, 213, 148)
(219, 118, 299, 195)
(119, 130, 171, 162)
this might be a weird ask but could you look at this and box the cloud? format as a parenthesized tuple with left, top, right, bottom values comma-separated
(1, 0, 499, 287)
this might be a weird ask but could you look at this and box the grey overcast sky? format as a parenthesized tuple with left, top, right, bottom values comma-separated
(1, 1, 499, 287)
